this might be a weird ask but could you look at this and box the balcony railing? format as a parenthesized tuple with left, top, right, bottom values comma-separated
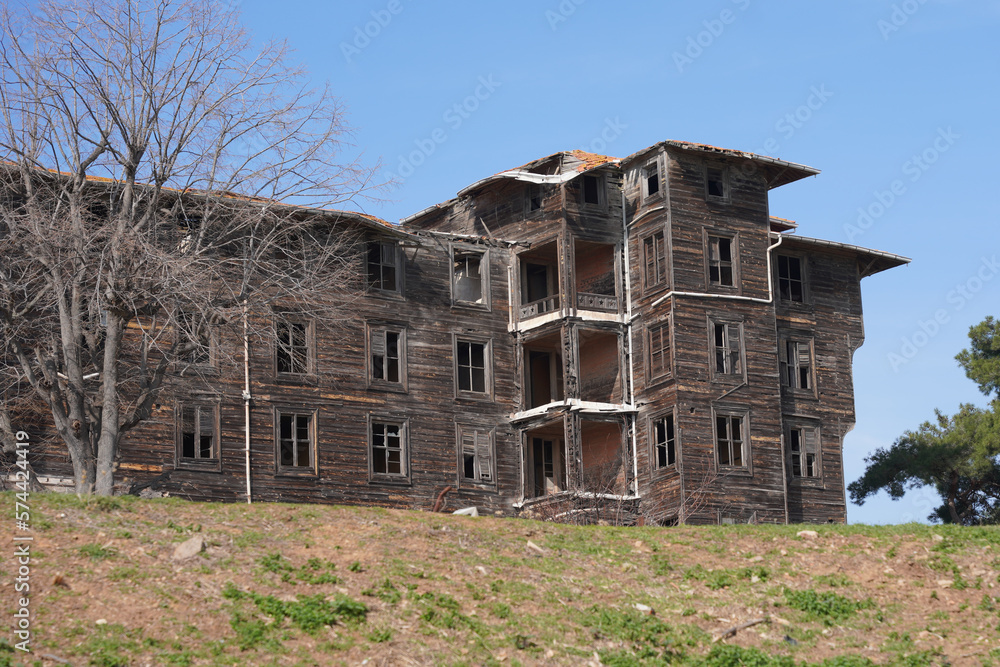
(576, 292, 618, 313)
(518, 295, 560, 320)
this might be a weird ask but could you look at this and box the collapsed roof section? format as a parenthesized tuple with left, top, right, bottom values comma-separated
(402, 140, 820, 227)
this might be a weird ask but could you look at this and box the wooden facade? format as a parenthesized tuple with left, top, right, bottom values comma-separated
(23, 141, 909, 524)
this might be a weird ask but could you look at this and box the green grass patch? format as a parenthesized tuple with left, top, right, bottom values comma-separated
(782, 588, 875, 626)
(79, 543, 117, 560)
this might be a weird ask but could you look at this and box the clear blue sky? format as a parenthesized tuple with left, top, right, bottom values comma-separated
(236, 0, 1000, 524)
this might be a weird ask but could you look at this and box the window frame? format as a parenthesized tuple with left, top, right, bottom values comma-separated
(649, 409, 678, 472)
(776, 254, 807, 304)
(708, 316, 746, 382)
(368, 416, 410, 484)
(367, 322, 408, 393)
(779, 333, 818, 399)
(453, 335, 494, 400)
(273, 406, 318, 477)
(646, 318, 672, 384)
(274, 316, 315, 380)
(704, 165, 730, 203)
(580, 173, 606, 208)
(785, 419, 822, 482)
(641, 229, 668, 293)
(366, 238, 404, 296)
(176, 311, 216, 369)
(642, 160, 661, 200)
(713, 405, 751, 472)
(524, 184, 544, 215)
(174, 401, 221, 472)
(450, 244, 491, 310)
(456, 422, 496, 489)
(705, 230, 739, 290)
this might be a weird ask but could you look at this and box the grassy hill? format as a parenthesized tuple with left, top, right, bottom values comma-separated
(3, 493, 1000, 666)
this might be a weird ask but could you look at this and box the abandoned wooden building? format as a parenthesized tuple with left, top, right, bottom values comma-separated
(14, 140, 910, 524)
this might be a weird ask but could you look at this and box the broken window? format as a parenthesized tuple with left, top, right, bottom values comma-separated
(652, 412, 676, 470)
(712, 321, 743, 377)
(707, 235, 736, 287)
(643, 230, 667, 291)
(452, 248, 488, 306)
(787, 424, 820, 479)
(648, 321, 670, 382)
(715, 410, 747, 468)
(369, 325, 406, 389)
(643, 162, 660, 198)
(276, 410, 315, 473)
(706, 166, 729, 201)
(582, 174, 603, 206)
(525, 184, 543, 213)
(456, 338, 489, 396)
(370, 419, 407, 479)
(528, 435, 565, 497)
(275, 318, 311, 376)
(777, 255, 804, 302)
(177, 311, 212, 365)
(780, 338, 814, 392)
(457, 424, 494, 485)
(367, 240, 400, 293)
(177, 404, 218, 466)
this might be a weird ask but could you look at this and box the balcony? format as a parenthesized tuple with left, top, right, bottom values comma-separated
(519, 294, 560, 319)
(576, 292, 617, 313)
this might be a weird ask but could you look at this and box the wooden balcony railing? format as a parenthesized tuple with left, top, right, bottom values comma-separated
(518, 295, 560, 320)
(576, 292, 618, 313)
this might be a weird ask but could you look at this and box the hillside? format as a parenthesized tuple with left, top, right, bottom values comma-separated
(3, 493, 999, 667)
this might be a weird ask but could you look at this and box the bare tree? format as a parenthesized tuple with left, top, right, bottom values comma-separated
(0, 0, 378, 495)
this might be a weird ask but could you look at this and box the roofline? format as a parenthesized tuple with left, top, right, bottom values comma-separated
(775, 233, 911, 276)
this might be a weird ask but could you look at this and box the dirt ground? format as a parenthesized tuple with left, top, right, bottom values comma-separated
(3, 493, 999, 666)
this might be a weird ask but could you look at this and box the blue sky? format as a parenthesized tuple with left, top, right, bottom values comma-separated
(236, 0, 1000, 524)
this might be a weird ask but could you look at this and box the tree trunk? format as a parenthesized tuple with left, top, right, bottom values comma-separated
(94, 313, 123, 496)
(946, 470, 961, 524)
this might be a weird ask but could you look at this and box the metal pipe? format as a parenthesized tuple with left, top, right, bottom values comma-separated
(243, 299, 252, 504)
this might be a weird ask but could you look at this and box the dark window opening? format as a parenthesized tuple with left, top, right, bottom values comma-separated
(459, 426, 493, 483)
(453, 251, 485, 304)
(713, 322, 742, 375)
(653, 414, 676, 469)
(708, 236, 735, 287)
(582, 174, 601, 205)
(526, 184, 543, 212)
(716, 414, 745, 467)
(648, 323, 670, 380)
(371, 421, 404, 476)
(778, 255, 804, 302)
(276, 320, 309, 375)
(367, 240, 399, 292)
(180, 405, 216, 460)
(781, 339, 813, 391)
(789, 426, 819, 478)
(706, 167, 727, 199)
(371, 329, 402, 384)
(643, 231, 667, 290)
(457, 340, 487, 394)
(645, 163, 659, 197)
(278, 412, 312, 469)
